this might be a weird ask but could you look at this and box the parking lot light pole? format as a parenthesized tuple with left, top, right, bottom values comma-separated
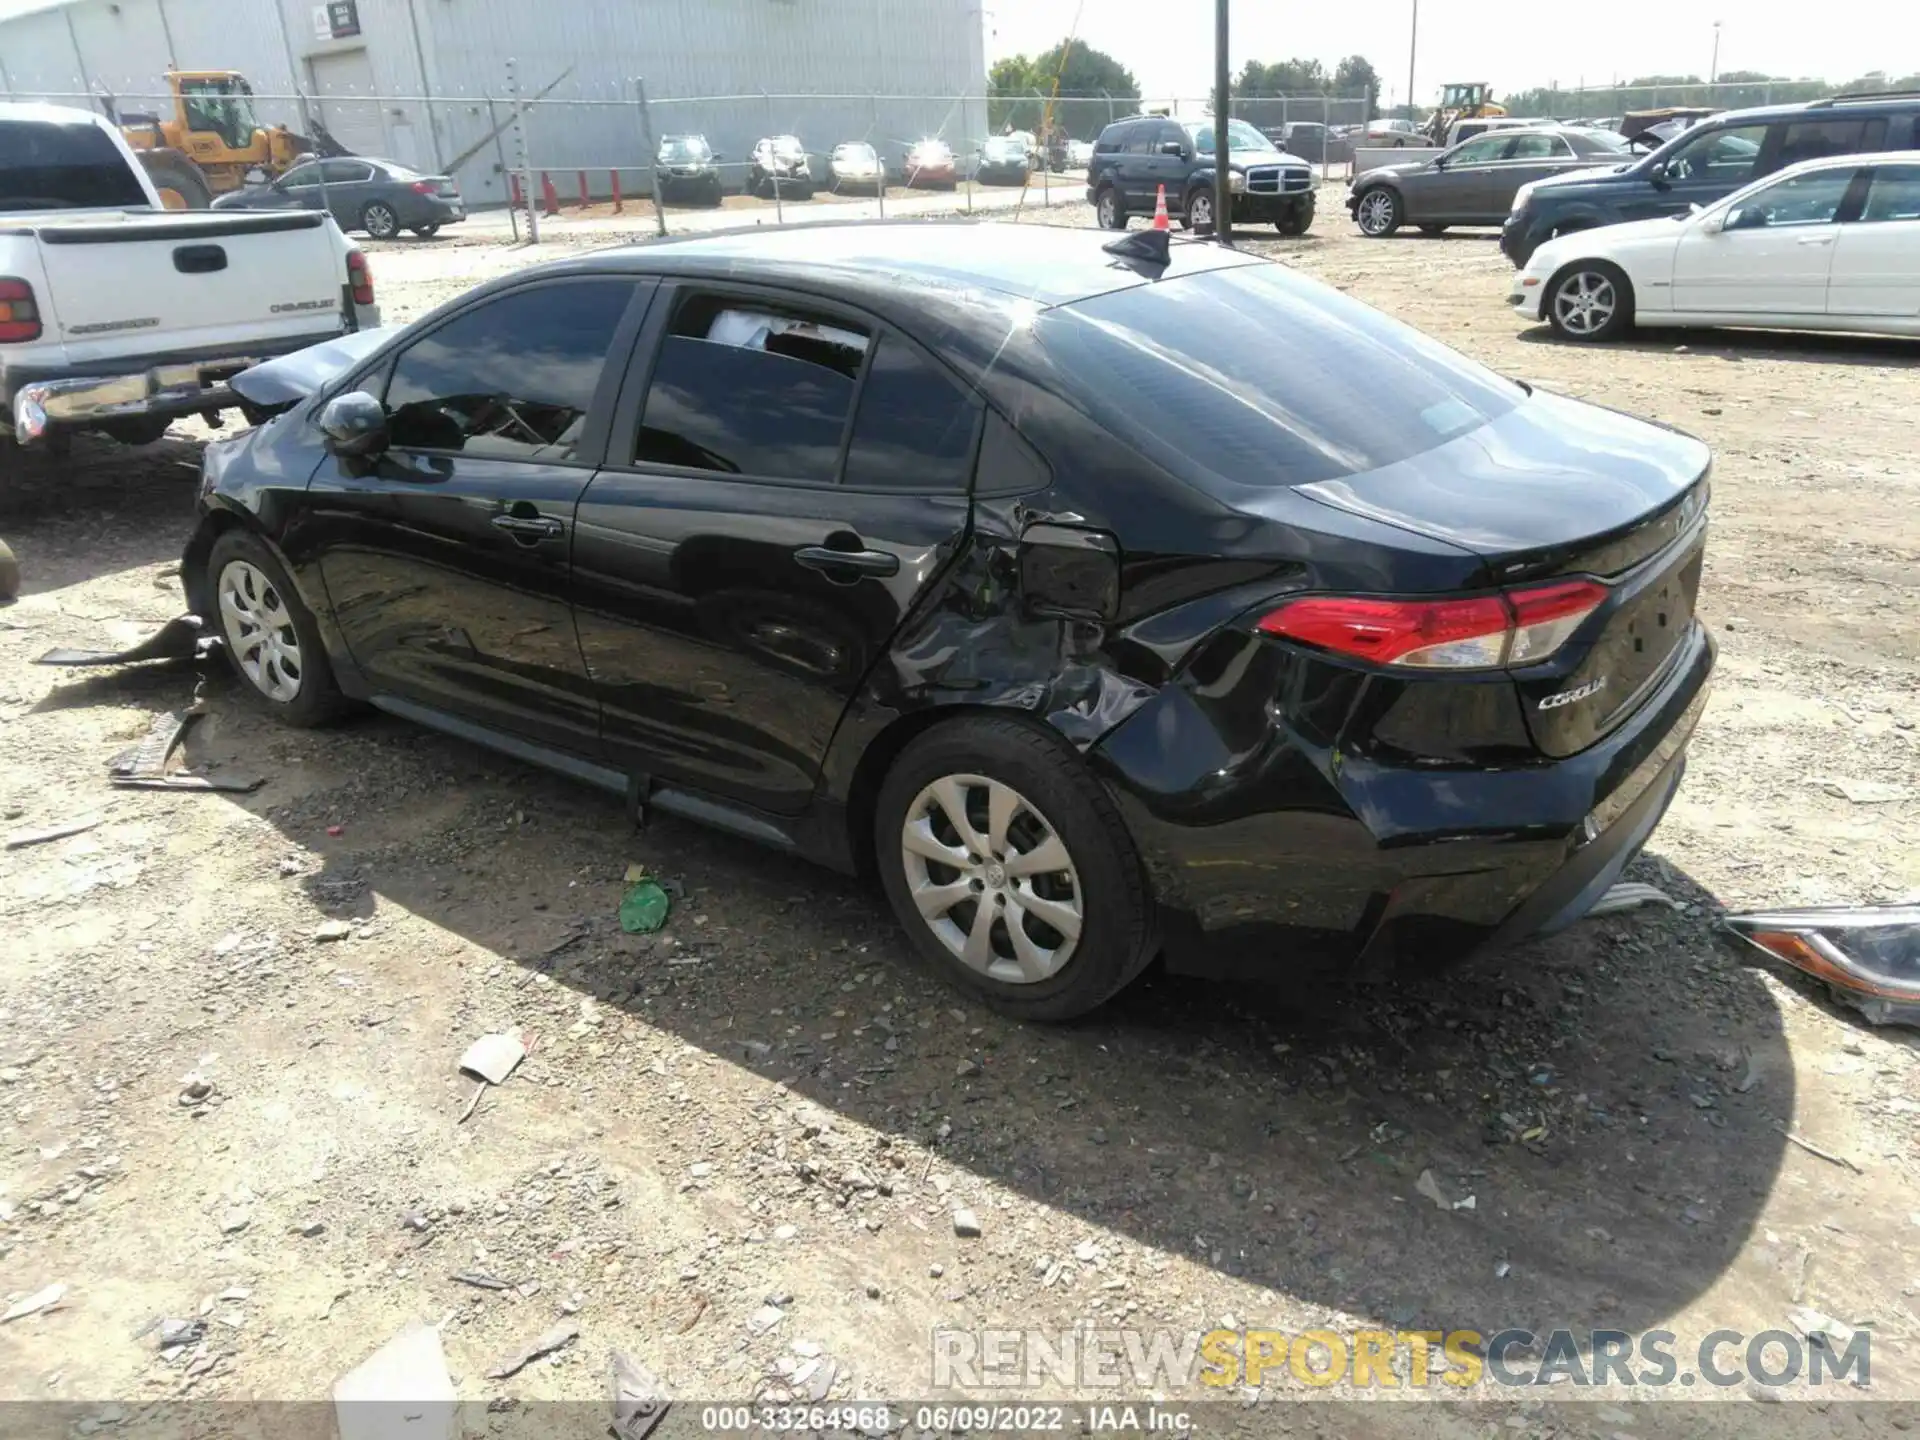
(1406, 0, 1418, 125)
(1214, 0, 1230, 243)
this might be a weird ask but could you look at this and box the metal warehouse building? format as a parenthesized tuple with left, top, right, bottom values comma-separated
(0, 0, 989, 203)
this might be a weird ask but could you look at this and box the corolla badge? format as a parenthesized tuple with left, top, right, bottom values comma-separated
(1539, 676, 1608, 711)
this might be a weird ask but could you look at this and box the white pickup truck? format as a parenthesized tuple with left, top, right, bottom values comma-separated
(0, 101, 379, 451)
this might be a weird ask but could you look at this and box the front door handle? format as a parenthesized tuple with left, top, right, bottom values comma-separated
(492, 512, 564, 539)
(1797, 235, 1835, 246)
(793, 544, 898, 577)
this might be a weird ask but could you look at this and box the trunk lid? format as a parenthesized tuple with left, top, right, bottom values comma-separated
(1298, 390, 1711, 756)
(26, 210, 347, 361)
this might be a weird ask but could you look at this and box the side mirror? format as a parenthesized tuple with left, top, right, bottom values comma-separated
(1432, 154, 1449, 170)
(1158, 141, 1186, 158)
(1647, 160, 1669, 185)
(318, 391, 388, 459)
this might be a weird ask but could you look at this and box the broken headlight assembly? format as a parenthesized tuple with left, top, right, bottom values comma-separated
(1724, 905, 1920, 1026)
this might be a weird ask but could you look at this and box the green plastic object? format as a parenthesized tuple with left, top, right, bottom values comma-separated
(619, 879, 671, 934)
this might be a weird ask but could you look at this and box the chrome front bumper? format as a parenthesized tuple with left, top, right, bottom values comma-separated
(12, 355, 265, 442)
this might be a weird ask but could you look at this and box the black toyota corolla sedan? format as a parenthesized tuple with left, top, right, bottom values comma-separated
(186, 222, 1713, 1021)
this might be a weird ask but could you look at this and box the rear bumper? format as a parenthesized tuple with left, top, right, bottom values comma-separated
(1090, 619, 1715, 980)
(3, 327, 356, 441)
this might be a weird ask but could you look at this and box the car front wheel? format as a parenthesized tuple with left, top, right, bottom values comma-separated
(875, 716, 1155, 1021)
(208, 530, 350, 727)
(1095, 185, 1126, 230)
(361, 202, 399, 239)
(1185, 188, 1217, 232)
(1546, 261, 1633, 342)
(1354, 187, 1401, 236)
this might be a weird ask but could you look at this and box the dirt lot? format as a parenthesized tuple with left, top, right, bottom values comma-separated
(1, 191, 1917, 1436)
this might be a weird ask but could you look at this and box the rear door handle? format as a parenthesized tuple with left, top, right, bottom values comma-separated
(492, 512, 564, 539)
(793, 544, 898, 577)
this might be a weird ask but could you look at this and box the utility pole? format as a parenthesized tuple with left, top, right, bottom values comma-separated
(1405, 0, 1418, 122)
(1213, 0, 1230, 243)
(1709, 21, 1722, 86)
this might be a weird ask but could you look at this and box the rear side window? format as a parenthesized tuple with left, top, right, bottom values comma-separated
(0, 120, 149, 209)
(1507, 134, 1572, 159)
(1123, 125, 1153, 156)
(1093, 128, 1123, 155)
(636, 293, 867, 482)
(842, 336, 980, 492)
(1776, 118, 1886, 168)
(1034, 263, 1521, 492)
(382, 280, 631, 459)
(1861, 164, 1920, 221)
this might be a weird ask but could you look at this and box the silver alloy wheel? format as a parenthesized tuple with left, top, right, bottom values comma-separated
(1189, 191, 1213, 229)
(364, 203, 397, 238)
(900, 773, 1083, 986)
(1552, 269, 1616, 336)
(1097, 188, 1118, 227)
(217, 559, 303, 703)
(1356, 190, 1396, 235)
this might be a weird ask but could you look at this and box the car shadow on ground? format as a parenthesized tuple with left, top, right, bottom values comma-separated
(0, 433, 207, 588)
(1517, 326, 1920, 368)
(128, 670, 1800, 1351)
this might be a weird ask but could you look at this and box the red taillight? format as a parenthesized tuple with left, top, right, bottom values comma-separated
(1258, 579, 1608, 670)
(411, 180, 436, 194)
(0, 277, 42, 343)
(346, 250, 374, 306)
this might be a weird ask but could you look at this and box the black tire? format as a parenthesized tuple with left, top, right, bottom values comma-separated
(1184, 187, 1218, 233)
(1353, 186, 1402, 236)
(1274, 198, 1315, 235)
(140, 153, 212, 209)
(874, 715, 1156, 1022)
(411, 223, 441, 238)
(0, 537, 18, 603)
(206, 530, 351, 727)
(1419, 223, 1448, 236)
(361, 201, 399, 239)
(1095, 184, 1126, 230)
(1544, 259, 1635, 342)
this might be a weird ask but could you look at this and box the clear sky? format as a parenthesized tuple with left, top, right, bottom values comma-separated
(983, 0, 1918, 109)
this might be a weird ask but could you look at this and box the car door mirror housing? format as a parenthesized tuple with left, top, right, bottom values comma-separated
(1158, 141, 1186, 158)
(318, 391, 389, 459)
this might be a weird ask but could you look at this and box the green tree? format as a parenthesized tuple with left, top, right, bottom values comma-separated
(1333, 55, 1381, 111)
(990, 41, 1140, 138)
(1233, 58, 1328, 96)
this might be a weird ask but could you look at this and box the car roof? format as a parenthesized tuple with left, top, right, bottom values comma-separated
(1769, 147, 1920, 177)
(584, 220, 1263, 309)
(1700, 92, 1920, 125)
(0, 100, 115, 130)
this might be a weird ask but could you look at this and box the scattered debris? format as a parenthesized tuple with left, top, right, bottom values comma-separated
(1775, 1123, 1864, 1174)
(313, 920, 353, 943)
(1822, 779, 1912, 805)
(1414, 1169, 1451, 1210)
(334, 1322, 457, 1440)
(610, 1348, 672, 1440)
(458, 1030, 528, 1086)
(1586, 882, 1682, 918)
(450, 1270, 512, 1291)
(746, 1305, 785, 1337)
(107, 709, 263, 793)
(1725, 904, 1920, 1028)
(486, 1320, 579, 1379)
(219, 1207, 251, 1234)
(951, 1207, 982, 1238)
(35, 614, 205, 668)
(618, 876, 672, 934)
(1787, 1307, 1860, 1355)
(157, 1317, 207, 1350)
(5, 815, 101, 850)
(178, 1075, 213, 1107)
(0, 1283, 67, 1323)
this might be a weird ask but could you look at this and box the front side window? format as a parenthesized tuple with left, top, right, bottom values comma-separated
(1861, 163, 1920, 222)
(1776, 118, 1885, 168)
(1726, 167, 1859, 229)
(1448, 134, 1512, 165)
(1661, 123, 1768, 184)
(637, 294, 868, 481)
(321, 160, 373, 184)
(278, 165, 322, 191)
(382, 280, 632, 459)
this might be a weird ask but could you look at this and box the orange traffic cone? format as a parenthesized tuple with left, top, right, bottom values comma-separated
(1152, 183, 1171, 230)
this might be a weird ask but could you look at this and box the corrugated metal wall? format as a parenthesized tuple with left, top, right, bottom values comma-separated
(0, 0, 987, 203)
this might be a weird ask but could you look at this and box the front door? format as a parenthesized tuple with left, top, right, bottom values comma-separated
(306, 276, 651, 755)
(1672, 166, 1862, 314)
(1829, 163, 1920, 319)
(571, 284, 982, 814)
(1404, 132, 1510, 221)
(1622, 122, 1774, 221)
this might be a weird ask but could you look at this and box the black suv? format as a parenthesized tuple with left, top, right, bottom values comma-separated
(1501, 92, 1920, 266)
(1087, 115, 1314, 234)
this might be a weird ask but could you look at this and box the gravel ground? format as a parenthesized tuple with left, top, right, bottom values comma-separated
(0, 190, 1917, 1437)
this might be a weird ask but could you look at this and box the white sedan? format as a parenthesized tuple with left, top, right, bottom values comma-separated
(1510, 151, 1920, 341)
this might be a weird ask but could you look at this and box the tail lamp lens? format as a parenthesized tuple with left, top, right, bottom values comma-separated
(346, 250, 374, 306)
(1258, 579, 1608, 670)
(0, 277, 42, 343)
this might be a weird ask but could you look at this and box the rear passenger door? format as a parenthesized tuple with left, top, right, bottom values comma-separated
(571, 285, 983, 813)
(317, 159, 377, 230)
(1829, 163, 1920, 319)
(1478, 133, 1573, 219)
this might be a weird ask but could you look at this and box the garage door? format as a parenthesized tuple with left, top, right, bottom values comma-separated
(307, 48, 388, 159)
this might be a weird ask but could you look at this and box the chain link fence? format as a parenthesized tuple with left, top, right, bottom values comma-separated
(1510, 76, 1920, 119)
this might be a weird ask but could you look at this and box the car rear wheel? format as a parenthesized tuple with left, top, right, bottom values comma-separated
(1546, 261, 1633, 342)
(1419, 223, 1448, 236)
(361, 202, 399, 239)
(1095, 185, 1126, 230)
(208, 531, 349, 727)
(1185, 188, 1217, 232)
(1354, 187, 1401, 236)
(875, 716, 1155, 1021)
(412, 223, 441, 238)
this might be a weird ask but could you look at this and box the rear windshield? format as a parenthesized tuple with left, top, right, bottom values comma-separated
(0, 120, 149, 210)
(1034, 263, 1522, 490)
